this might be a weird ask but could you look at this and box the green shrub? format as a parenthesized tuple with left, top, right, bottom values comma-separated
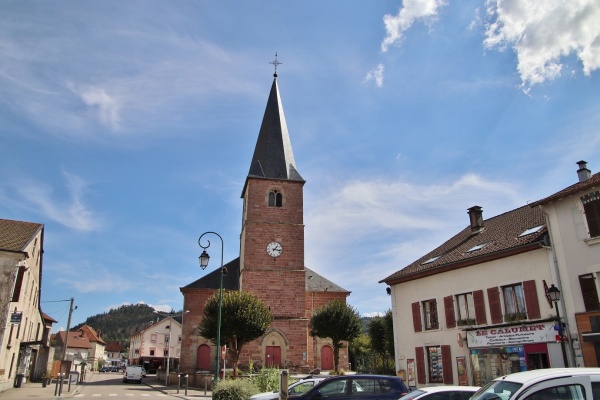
(213, 379, 259, 400)
(246, 367, 299, 393)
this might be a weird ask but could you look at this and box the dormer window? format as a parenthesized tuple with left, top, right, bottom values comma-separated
(518, 225, 544, 237)
(466, 243, 489, 252)
(268, 190, 283, 207)
(421, 256, 440, 265)
(581, 191, 600, 238)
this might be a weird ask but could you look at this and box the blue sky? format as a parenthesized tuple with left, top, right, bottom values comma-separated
(1, 1, 599, 331)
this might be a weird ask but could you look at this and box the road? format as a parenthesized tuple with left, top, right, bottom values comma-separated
(71, 372, 172, 398)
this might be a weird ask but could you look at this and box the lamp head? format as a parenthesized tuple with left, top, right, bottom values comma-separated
(548, 284, 561, 302)
(199, 250, 210, 270)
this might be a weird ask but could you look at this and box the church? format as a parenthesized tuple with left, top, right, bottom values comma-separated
(179, 68, 351, 375)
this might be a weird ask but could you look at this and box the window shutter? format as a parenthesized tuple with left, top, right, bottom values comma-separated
(487, 287, 503, 324)
(523, 280, 541, 319)
(582, 194, 600, 238)
(11, 266, 26, 303)
(579, 274, 600, 311)
(412, 302, 422, 332)
(415, 347, 426, 385)
(441, 345, 453, 384)
(473, 290, 486, 325)
(444, 296, 456, 328)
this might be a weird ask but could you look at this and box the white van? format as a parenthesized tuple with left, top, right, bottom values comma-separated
(470, 368, 600, 400)
(123, 366, 143, 384)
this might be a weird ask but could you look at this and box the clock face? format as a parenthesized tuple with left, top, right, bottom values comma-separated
(266, 241, 282, 257)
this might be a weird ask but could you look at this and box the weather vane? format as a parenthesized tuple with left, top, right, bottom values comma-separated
(269, 52, 282, 77)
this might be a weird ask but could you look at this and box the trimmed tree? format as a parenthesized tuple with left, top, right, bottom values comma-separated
(309, 299, 362, 373)
(198, 290, 273, 377)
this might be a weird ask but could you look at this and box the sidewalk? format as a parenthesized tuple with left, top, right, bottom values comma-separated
(0, 379, 85, 399)
(0, 375, 212, 399)
(143, 376, 213, 398)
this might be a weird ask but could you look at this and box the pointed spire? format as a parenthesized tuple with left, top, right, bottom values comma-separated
(246, 73, 303, 183)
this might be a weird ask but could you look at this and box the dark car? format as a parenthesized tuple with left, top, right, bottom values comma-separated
(110, 366, 119, 372)
(99, 367, 110, 373)
(288, 374, 409, 400)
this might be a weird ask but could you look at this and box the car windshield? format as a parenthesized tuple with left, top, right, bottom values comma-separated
(399, 389, 425, 399)
(470, 380, 522, 400)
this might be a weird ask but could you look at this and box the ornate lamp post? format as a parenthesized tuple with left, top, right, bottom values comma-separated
(548, 284, 569, 367)
(198, 231, 225, 382)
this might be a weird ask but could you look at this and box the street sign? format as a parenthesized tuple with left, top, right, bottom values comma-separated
(10, 312, 22, 324)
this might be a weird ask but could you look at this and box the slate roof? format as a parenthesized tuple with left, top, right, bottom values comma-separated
(242, 76, 304, 197)
(181, 257, 241, 290)
(0, 218, 43, 253)
(305, 267, 349, 293)
(530, 171, 600, 207)
(381, 204, 548, 284)
(181, 257, 348, 294)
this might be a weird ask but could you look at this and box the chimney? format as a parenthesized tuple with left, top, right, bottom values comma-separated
(468, 206, 484, 233)
(577, 160, 591, 182)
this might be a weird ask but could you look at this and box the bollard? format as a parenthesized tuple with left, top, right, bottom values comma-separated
(204, 375, 208, 395)
(54, 373, 60, 396)
(177, 375, 181, 394)
(59, 373, 64, 396)
(185, 374, 189, 396)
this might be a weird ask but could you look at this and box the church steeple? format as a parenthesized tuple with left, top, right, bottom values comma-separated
(244, 75, 304, 197)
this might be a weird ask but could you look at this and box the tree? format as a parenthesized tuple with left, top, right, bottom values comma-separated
(383, 309, 395, 357)
(367, 317, 387, 354)
(310, 299, 362, 373)
(198, 290, 273, 377)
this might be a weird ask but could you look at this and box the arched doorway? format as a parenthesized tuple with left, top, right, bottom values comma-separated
(321, 346, 333, 371)
(197, 344, 211, 371)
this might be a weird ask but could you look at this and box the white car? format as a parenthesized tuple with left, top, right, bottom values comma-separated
(470, 368, 600, 400)
(250, 377, 327, 400)
(399, 385, 480, 400)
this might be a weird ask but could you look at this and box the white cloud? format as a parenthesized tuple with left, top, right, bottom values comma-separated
(483, 0, 600, 91)
(381, 0, 448, 52)
(76, 86, 122, 131)
(0, 170, 102, 232)
(364, 64, 385, 87)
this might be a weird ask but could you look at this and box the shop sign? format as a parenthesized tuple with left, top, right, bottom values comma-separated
(467, 321, 555, 347)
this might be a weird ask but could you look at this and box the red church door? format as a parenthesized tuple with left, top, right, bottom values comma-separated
(265, 346, 281, 368)
(321, 346, 333, 370)
(197, 344, 211, 370)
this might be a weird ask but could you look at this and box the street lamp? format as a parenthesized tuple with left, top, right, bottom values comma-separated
(548, 284, 569, 367)
(156, 327, 171, 386)
(198, 231, 225, 382)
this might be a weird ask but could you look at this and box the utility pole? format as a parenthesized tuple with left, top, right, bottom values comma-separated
(59, 297, 75, 396)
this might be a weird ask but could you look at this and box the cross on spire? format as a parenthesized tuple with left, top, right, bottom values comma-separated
(269, 52, 282, 77)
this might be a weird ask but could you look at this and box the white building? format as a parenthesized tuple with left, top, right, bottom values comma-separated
(382, 204, 563, 388)
(0, 218, 50, 392)
(127, 317, 182, 374)
(530, 161, 600, 367)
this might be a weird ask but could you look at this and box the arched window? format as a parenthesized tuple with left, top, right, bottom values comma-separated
(268, 190, 283, 207)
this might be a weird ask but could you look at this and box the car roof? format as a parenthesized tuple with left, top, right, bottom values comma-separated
(419, 386, 480, 393)
(494, 368, 600, 384)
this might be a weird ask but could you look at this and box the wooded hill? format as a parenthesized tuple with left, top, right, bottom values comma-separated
(71, 303, 182, 347)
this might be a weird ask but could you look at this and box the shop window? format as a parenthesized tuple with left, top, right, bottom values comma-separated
(580, 274, 600, 311)
(426, 346, 443, 383)
(502, 283, 527, 322)
(268, 190, 283, 207)
(422, 299, 439, 330)
(581, 191, 600, 238)
(456, 293, 476, 326)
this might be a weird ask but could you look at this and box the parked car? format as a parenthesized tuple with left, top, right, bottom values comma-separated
(251, 377, 327, 400)
(399, 385, 479, 400)
(110, 366, 119, 372)
(288, 374, 409, 400)
(470, 368, 600, 400)
(99, 367, 110, 373)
